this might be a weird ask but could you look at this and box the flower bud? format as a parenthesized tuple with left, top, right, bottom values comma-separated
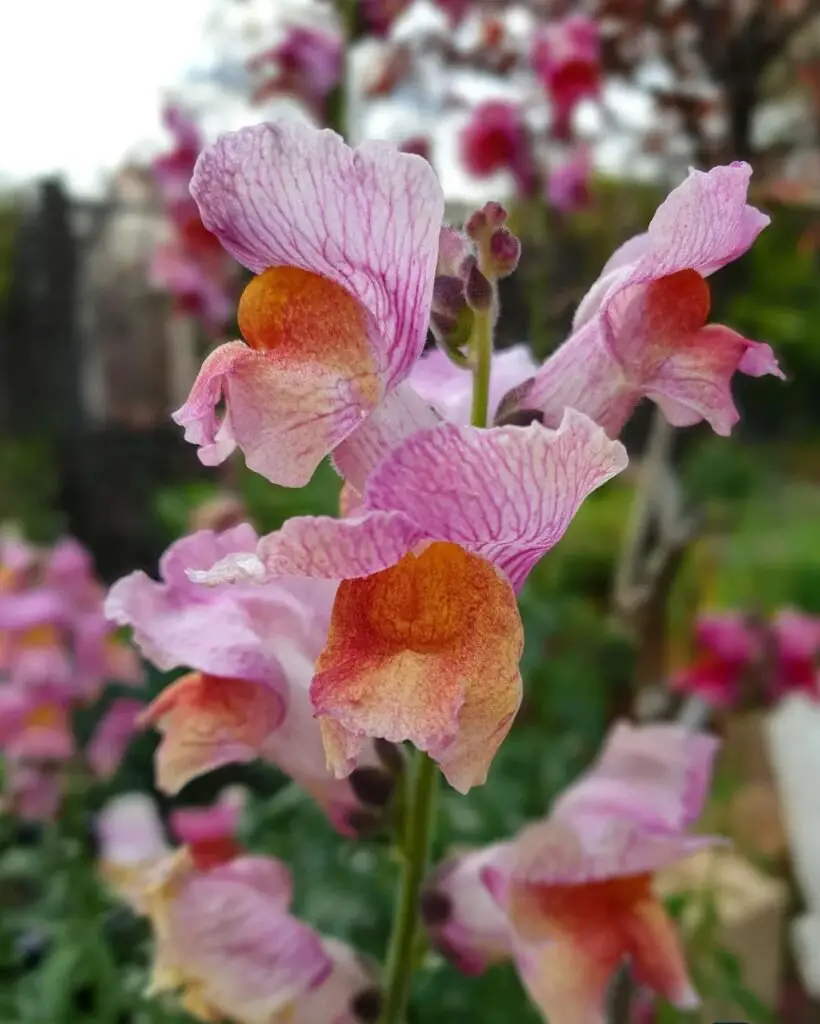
(488, 227, 521, 279)
(432, 274, 466, 317)
(437, 226, 472, 278)
(465, 261, 493, 313)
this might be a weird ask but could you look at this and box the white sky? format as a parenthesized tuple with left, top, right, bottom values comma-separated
(0, 0, 212, 193)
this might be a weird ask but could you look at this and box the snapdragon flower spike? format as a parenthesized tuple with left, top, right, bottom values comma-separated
(499, 163, 783, 438)
(175, 121, 445, 488)
(0, 683, 74, 762)
(421, 843, 514, 974)
(193, 413, 627, 792)
(483, 722, 721, 1024)
(106, 526, 394, 835)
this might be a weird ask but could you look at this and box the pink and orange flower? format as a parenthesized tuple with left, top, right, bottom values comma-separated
(499, 163, 783, 438)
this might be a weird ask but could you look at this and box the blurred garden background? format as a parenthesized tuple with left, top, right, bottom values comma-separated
(4, 0, 820, 1021)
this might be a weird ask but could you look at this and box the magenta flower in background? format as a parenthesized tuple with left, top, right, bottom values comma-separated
(547, 146, 592, 212)
(192, 414, 626, 792)
(480, 722, 721, 1023)
(248, 23, 343, 113)
(105, 525, 396, 836)
(499, 163, 783, 438)
(175, 121, 444, 489)
(532, 14, 600, 140)
(770, 608, 820, 699)
(460, 100, 538, 197)
(672, 611, 760, 708)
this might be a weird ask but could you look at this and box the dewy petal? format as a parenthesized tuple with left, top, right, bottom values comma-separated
(552, 721, 719, 835)
(332, 382, 441, 492)
(142, 672, 286, 794)
(191, 121, 444, 389)
(311, 542, 523, 792)
(364, 410, 628, 591)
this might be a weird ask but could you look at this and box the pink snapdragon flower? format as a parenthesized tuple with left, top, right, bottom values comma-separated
(0, 682, 74, 763)
(532, 15, 600, 140)
(174, 121, 445, 488)
(191, 415, 627, 792)
(105, 525, 396, 835)
(479, 722, 721, 1023)
(499, 163, 783, 438)
(460, 101, 538, 197)
(97, 792, 379, 1024)
(671, 612, 759, 708)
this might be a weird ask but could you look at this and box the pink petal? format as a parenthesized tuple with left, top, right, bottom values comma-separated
(287, 937, 378, 1024)
(364, 409, 628, 591)
(552, 721, 719, 834)
(173, 339, 377, 488)
(773, 608, 820, 662)
(87, 698, 143, 779)
(158, 864, 331, 1020)
(408, 345, 538, 425)
(191, 122, 444, 388)
(251, 511, 427, 581)
(695, 611, 759, 661)
(97, 792, 170, 867)
(332, 382, 441, 492)
(170, 789, 245, 846)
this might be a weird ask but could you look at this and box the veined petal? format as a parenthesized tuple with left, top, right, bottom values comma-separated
(552, 721, 719, 834)
(311, 542, 523, 792)
(364, 410, 628, 591)
(332, 382, 441, 492)
(173, 336, 378, 488)
(191, 121, 444, 388)
(142, 672, 286, 794)
(252, 511, 427, 580)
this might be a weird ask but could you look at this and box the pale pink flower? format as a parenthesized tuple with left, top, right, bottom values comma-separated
(192, 413, 627, 792)
(97, 792, 173, 912)
(174, 121, 444, 489)
(499, 164, 783, 438)
(408, 345, 537, 425)
(146, 850, 331, 1024)
(86, 698, 143, 779)
(532, 14, 600, 140)
(483, 722, 721, 1023)
(0, 683, 74, 762)
(421, 843, 513, 974)
(2, 761, 64, 821)
(106, 526, 394, 835)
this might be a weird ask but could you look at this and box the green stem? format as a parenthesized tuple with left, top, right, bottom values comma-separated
(379, 293, 495, 1024)
(380, 752, 439, 1024)
(469, 310, 493, 428)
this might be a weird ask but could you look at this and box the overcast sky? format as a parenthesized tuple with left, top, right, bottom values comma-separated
(0, 0, 212, 192)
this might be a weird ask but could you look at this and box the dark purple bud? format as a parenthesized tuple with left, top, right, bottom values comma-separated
(465, 262, 493, 312)
(420, 887, 453, 925)
(495, 407, 544, 427)
(488, 227, 521, 279)
(350, 987, 383, 1022)
(432, 274, 466, 316)
(349, 766, 395, 807)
